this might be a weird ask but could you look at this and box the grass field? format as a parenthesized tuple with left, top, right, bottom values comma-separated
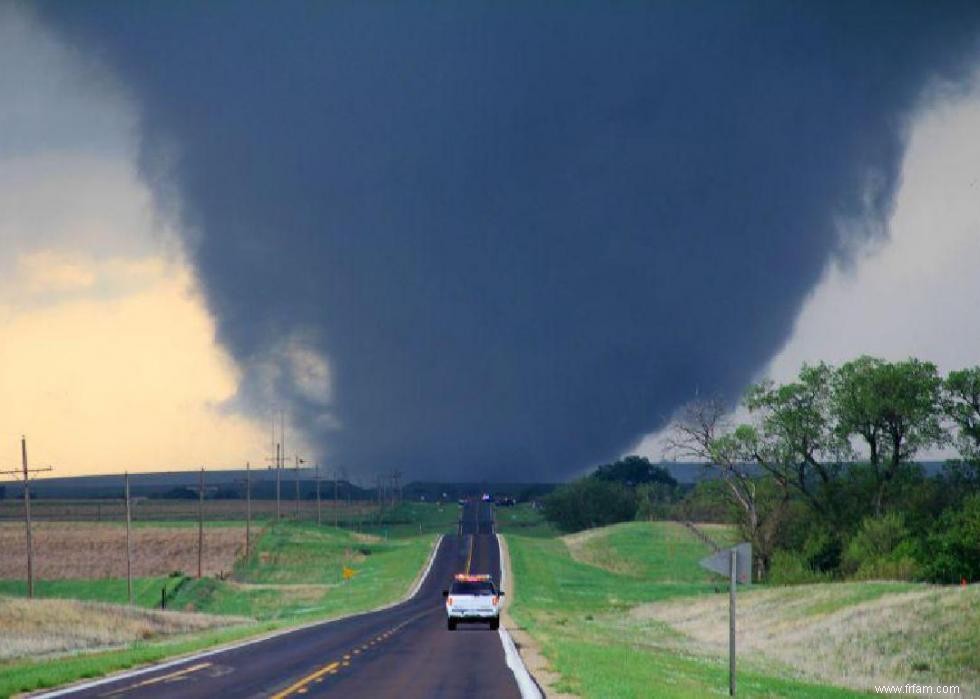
(0, 575, 187, 608)
(0, 498, 378, 524)
(354, 500, 462, 538)
(506, 522, 871, 698)
(637, 581, 979, 695)
(169, 521, 437, 620)
(495, 504, 559, 537)
(0, 595, 245, 661)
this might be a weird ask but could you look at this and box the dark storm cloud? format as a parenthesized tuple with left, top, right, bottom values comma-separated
(37, 2, 980, 480)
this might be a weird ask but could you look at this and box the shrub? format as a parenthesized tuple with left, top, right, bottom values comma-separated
(841, 513, 909, 575)
(542, 478, 637, 533)
(923, 493, 980, 583)
(802, 528, 843, 573)
(768, 549, 831, 585)
(841, 513, 923, 580)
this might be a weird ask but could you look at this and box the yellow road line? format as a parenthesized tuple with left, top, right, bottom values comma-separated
(269, 607, 433, 698)
(269, 661, 340, 699)
(465, 534, 474, 573)
(101, 662, 212, 696)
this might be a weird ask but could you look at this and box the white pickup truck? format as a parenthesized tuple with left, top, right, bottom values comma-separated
(443, 574, 503, 630)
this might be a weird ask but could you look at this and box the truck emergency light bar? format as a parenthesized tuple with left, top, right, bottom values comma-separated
(454, 574, 491, 582)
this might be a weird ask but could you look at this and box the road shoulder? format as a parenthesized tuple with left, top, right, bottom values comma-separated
(497, 534, 579, 699)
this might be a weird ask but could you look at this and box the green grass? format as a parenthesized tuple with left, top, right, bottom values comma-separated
(168, 520, 436, 620)
(507, 521, 870, 698)
(354, 501, 462, 538)
(548, 638, 862, 699)
(495, 504, 559, 537)
(572, 521, 723, 582)
(0, 521, 437, 697)
(0, 576, 185, 609)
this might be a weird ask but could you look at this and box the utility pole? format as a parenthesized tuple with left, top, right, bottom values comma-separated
(280, 410, 286, 518)
(392, 469, 402, 506)
(294, 456, 304, 518)
(125, 472, 133, 605)
(333, 469, 339, 528)
(197, 467, 204, 579)
(730, 548, 737, 697)
(245, 461, 252, 558)
(272, 442, 282, 520)
(315, 462, 321, 526)
(1, 437, 52, 599)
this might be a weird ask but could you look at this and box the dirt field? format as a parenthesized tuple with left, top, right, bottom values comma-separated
(0, 523, 250, 579)
(0, 595, 246, 660)
(0, 498, 378, 523)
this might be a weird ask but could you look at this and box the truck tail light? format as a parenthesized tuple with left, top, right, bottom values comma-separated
(447, 596, 453, 606)
(492, 596, 499, 606)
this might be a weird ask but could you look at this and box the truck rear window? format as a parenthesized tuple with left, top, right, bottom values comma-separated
(451, 581, 495, 595)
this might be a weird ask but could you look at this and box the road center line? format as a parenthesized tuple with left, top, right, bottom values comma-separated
(268, 662, 340, 699)
(99, 663, 212, 697)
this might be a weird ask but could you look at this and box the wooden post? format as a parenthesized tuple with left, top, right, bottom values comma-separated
(334, 470, 339, 528)
(315, 462, 321, 526)
(125, 472, 133, 605)
(730, 548, 737, 696)
(197, 467, 204, 579)
(0, 437, 54, 600)
(275, 443, 281, 520)
(294, 455, 301, 518)
(22, 438, 34, 599)
(245, 461, 252, 558)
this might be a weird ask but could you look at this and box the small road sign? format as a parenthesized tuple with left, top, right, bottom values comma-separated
(699, 543, 751, 696)
(699, 542, 751, 584)
(342, 567, 357, 581)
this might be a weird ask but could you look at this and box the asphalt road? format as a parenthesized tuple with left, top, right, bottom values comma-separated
(42, 501, 520, 699)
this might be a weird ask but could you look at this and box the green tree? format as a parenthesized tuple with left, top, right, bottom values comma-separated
(744, 362, 846, 523)
(832, 357, 945, 516)
(667, 399, 789, 579)
(944, 366, 980, 465)
(593, 455, 677, 487)
(634, 481, 678, 521)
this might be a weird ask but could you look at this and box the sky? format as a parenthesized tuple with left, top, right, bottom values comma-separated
(635, 76, 980, 461)
(3, 2, 980, 480)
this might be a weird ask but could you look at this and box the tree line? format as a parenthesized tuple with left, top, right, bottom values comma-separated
(542, 357, 980, 584)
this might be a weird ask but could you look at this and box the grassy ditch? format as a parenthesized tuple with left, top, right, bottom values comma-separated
(506, 521, 872, 698)
(169, 521, 436, 619)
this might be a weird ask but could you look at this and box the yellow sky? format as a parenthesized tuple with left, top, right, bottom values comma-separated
(0, 7, 286, 477)
(0, 250, 271, 475)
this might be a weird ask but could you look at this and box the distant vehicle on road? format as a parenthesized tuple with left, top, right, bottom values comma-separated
(443, 574, 502, 630)
(481, 493, 493, 502)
